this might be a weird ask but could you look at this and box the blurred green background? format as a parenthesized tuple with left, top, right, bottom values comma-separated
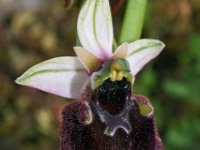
(0, 0, 200, 150)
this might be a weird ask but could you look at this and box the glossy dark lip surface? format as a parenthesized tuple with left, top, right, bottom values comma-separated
(95, 77, 131, 115)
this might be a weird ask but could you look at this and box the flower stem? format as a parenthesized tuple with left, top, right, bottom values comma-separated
(119, 0, 147, 43)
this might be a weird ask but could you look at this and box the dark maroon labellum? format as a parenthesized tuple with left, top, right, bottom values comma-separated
(60, 77, 163, 150)
(96, 77, 131, 114)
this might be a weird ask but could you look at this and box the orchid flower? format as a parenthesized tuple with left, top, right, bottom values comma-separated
(16, 0, 165, 149)
(15, 0, 164, 100)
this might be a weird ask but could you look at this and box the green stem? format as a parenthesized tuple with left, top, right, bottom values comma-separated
(113, 38, 118, 51)
(119, 0, 147, 43)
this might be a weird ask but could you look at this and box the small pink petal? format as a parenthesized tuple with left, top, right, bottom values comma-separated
(112, 42, 128, 59)
(74, 46, 102, 73)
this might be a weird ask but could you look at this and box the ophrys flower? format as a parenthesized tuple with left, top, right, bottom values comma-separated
(16, 0, 165, 149)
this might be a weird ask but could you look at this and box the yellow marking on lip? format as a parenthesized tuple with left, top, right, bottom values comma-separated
(108, 60, 132, 82)
(110, 70, 125, 81)
(110, 70, 117, 81)
(117, 71, 123, 81)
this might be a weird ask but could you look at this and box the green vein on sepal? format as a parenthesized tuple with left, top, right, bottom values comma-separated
(129, 42, 163, 56)
(15, 69, 85, 85)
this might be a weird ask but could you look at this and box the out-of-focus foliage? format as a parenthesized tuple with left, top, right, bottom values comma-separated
(0, 0, 200, 150)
